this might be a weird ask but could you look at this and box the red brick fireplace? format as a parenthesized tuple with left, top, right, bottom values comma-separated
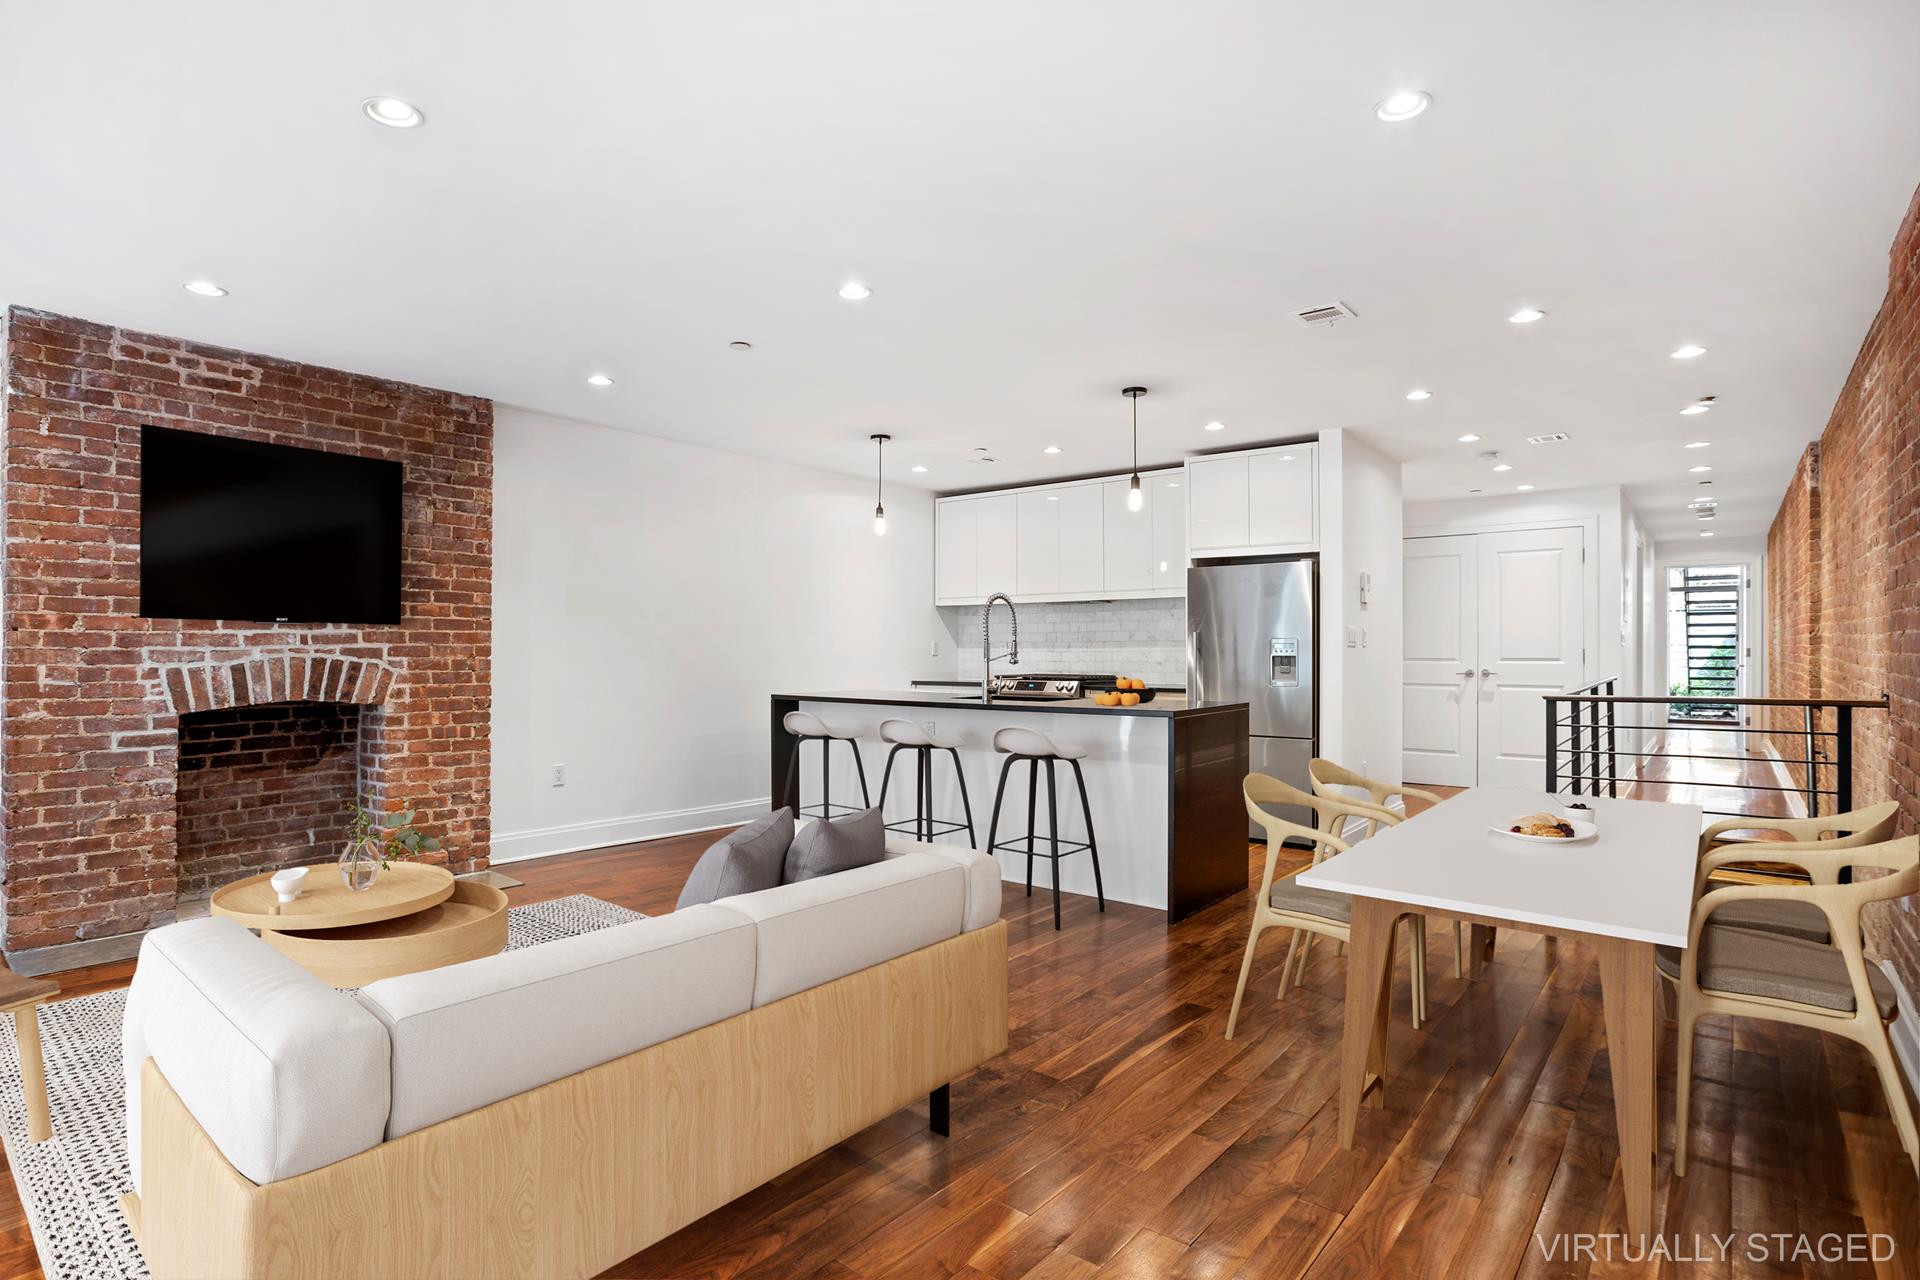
(0, 308, 493, 965)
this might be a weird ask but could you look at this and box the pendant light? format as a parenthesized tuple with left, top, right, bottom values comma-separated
(1122, 386, 1147, 512)
(870, 433, 891, 536)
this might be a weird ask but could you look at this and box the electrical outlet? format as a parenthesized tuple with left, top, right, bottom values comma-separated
(922, 720, 936, 738)
(550, 764, 566, 787)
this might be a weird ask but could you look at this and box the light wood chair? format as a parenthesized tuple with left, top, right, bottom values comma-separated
(1685, 802, 1900, 945)
(1667, 833, 1919, 1177)
(1308, 758, 1464, 977)
(0, 964, 58, 1142)
(1225, 774, 1429, 1040)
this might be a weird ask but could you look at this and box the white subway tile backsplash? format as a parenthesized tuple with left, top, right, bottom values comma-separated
(943, 598, 1187, 686)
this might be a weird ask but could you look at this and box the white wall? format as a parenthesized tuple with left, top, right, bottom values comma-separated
(491, 407, 945, 861)
(1319, 429, 1404, 779)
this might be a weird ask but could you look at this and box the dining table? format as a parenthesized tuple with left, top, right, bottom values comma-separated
(1296, 785, 1702, 1243)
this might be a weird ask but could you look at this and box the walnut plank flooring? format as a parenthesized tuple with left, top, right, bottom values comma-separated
(1, 790, 1916, 1279)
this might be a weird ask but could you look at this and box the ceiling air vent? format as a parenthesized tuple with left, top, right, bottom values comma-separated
(1524, 432, 1570, 445)
(967, 447, 998, 465)
(1294, 301, 1359, 327)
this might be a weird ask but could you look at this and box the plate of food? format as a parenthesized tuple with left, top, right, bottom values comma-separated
(1491, 811, 1598, 843)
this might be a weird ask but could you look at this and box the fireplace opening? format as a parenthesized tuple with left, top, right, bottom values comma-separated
(175, 702, 364, 901)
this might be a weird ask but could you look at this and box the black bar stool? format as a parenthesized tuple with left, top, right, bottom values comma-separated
(984, 725, 1105, 930)
(780, 710, 871, 819)
(876, 718, 976, 845)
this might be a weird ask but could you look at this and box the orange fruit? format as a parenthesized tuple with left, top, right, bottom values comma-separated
(1120, 691, 1141, 706)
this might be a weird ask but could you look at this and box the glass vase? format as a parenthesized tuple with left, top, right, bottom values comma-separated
(339, 837, 384, 892)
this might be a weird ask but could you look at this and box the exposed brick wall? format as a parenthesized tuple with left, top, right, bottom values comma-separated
(0, 307, 493, 953)
(1766, 180, 1920, 992)
(176, 704, 359, 900)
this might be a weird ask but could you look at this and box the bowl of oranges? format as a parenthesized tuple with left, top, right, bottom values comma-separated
(1091, 677, 1153, 707)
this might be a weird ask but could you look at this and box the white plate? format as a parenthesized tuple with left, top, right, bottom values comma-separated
(1491, 815, 1598, 843)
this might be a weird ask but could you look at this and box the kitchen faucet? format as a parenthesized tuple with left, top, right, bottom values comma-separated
(980, 593, 1019, 704)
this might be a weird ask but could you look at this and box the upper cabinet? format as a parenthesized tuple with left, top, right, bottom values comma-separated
(935, 470, 1182, 605)
(1186, 442, 1317, 557)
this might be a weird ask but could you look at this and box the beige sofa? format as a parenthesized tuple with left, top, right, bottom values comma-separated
(119, 837, 1008, 1279)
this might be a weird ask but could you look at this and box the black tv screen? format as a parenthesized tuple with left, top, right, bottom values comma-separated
(139, 426, 403, 623)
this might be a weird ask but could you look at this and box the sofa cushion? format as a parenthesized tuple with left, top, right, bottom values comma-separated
(677, 808, 794, 908)
(784, 806, 886, 882)
(717, 852, 965, 1006)
(355, 903, 757, 1139)
(883, 835, 1002, 933)
(121, 917, 390, 1190)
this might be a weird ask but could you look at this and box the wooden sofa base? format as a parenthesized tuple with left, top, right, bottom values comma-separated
(127, 920, 1008, 1280)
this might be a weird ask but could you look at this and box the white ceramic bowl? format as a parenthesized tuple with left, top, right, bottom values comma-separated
(270, 866, 310, 904)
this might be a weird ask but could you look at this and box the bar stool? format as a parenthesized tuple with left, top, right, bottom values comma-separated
(780, 710, 871, 820)
(985, 726, 1105, 930)
(876, 718, 976, 846)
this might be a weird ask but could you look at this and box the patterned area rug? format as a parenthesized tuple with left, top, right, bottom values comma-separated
(0, 894, 647, 1280)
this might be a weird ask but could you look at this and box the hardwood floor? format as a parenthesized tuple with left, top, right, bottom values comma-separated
(3, 802, 1917, 1278)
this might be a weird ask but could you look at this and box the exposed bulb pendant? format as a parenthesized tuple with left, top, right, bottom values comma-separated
(870, 433, 891, 536)
(1123, 386, 1147, 513)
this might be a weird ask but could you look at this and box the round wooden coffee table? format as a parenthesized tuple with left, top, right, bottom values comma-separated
(210, 862, 509, 988)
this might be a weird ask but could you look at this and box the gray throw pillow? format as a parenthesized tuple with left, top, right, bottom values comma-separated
(677, 808, 794, 908)
(784, 806, 887, 883)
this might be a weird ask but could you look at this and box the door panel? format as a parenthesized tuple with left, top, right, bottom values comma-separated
(1103, 480, 1153, 592)
(1187, 456, 1249, 550)
(1476, 527, 1585, 789)
(975, 495, 1018, 596)
(1249, 735, 1314, 838)
(935, 499, 977, 603)
(1151, 474, 1186, 590)
(1014, 491, 1059, 597)
(1401, 536, 1478, 787)
(1056, 483, 1105, 593)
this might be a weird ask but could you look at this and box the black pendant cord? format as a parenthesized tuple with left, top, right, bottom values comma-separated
(876, 436, 884, 510)
(1131, 395, 1138, 481)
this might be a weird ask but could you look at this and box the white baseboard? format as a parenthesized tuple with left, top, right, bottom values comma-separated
(490, 798, 768, 865)
(1883, 959, 1920, 1100)
(1760, 740, 1809, 818)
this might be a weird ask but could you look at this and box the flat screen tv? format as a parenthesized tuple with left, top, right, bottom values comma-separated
(139, 425, 403, 623)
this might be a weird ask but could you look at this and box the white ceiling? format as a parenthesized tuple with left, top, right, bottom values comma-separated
(4, 2, 1918, 541)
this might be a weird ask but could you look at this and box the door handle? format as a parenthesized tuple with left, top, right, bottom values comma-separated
(1454, 670, 1475, 678)
(1480, 669, 1497, 678)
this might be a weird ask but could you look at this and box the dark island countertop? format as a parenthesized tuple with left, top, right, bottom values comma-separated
(773, 690, 1247, 720)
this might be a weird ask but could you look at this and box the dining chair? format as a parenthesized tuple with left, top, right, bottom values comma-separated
(1308, 758, 1464, 977)
(1225, 774, 1429, 1040)
(1666, 832, 1919, 1177)
(1686, 802, 1900, 945)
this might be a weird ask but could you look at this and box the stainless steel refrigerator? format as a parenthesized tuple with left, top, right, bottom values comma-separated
(1186, 557, 1318, 835)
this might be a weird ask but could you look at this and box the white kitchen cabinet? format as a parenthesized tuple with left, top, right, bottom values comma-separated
(1187, 455, 1249, 551)
(935, 470, 1181, 605)
(934, 493, 1018, 604)
(1015, 490, 1060, 596)
(1056, 482, 1104, 594)
(1151, 473, 1187, 590)
(1247, 448, 1315, 546)
(975, 494, 1017, 596)
(1185, 443, 1317, 556)
(1102, 479, 1153, 593)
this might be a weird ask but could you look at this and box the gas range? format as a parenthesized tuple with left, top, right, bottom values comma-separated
(985, 673, 1119, 700)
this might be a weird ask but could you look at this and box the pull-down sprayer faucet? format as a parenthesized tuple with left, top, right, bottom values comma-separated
(980, 593, 1019, 704)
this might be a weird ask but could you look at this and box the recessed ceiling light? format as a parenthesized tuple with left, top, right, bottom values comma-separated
(1042, 445, 1062, 454)
(1375, 90, 1431, 123)
(837, 282, 872, 301)
(1689, 465, 1712, 473)
(1204, 421, 1226, 432)
(1457, 433, 1480, 443)
(1680, 396, 1716, 415)
(1405, 389, 1432, 401)
(1046, 495, 1060, 501)
(585, 374, 613, 387)
(729, 340, 753, 351)
(1516, 484, 1535, 491)
(1492, 463, 1513, 473)
(1508, 307, 1547, 324)
(1685, 441, 1711, 449)
(1700, 531, 1715, 537)
(910, 464, 928, 473)
(183, 280, 227, 297)
(1671, 344, 1707, 360)
(361, 96, 425, 129)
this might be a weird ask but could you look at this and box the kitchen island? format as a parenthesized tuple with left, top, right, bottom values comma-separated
(770, 690, 1250, 921)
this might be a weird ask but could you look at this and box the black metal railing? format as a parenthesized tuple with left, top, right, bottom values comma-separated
(1544, 686, 1889, 820)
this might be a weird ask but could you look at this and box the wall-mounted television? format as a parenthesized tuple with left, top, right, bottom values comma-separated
(139, 425, 403, 624)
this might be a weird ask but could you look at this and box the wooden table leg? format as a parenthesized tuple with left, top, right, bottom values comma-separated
(1337, 897, 1398, 1149)
(1596, 935, 1656, 1244)
(12, 1003, 50, 1142)
(1467, 923, 1497, 979)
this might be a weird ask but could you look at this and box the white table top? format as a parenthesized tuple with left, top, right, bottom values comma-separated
(1295, 787, 1702, 947)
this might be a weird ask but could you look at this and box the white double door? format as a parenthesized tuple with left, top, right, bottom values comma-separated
(1402, 527, 1586, 788)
